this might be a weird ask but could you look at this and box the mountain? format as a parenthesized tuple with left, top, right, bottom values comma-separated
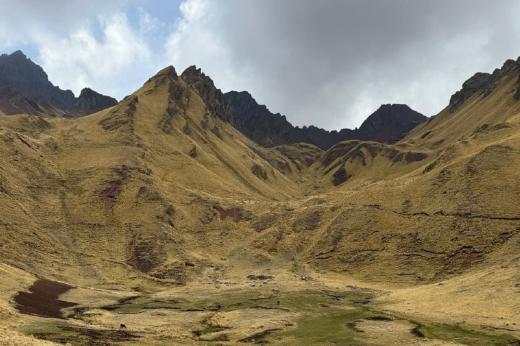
(225, 90, 426, 149)
(0, 87, 45, 116)
(224, 90, 309, 146)
(181, 65, 232, 122)
(0, 50, 117, 115)
(356, 103, 426, 142)
(72, 87, 119, 115)
(0, 59, 519, 345)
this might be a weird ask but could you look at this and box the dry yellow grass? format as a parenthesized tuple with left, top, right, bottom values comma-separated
(1, 62, 519, 344)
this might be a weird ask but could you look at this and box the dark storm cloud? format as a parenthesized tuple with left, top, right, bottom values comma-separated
(169, 0, 520, 129)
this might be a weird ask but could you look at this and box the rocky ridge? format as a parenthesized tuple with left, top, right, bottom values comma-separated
(449, 57, 520, 110)
(225, 90, 426, 149)
(0, 50, 117, 115)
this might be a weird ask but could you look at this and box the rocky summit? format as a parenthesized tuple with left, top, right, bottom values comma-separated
(225, 90, 426, 149)
(0, 51, 117, 116)
(355, 103, 426, 142)
(0, 51, 519, 345)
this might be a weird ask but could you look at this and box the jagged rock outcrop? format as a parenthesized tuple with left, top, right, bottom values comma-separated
(181, 65, 231, 122)
(225, 90, 426, 149)
(225, 91, 309, 146)
(449, 72, 496, 111)
(449, 57, 520, 110)
(0, 50, 117, 115)
(146, 65, 179, 86)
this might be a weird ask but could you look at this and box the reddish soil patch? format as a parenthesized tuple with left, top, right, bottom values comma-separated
(214, 206, 242, 222)
(445, 246, 484, 272)
(13, 279, 76, 319)
(304, 156, 317, 166)
(100, 180, 122, 207)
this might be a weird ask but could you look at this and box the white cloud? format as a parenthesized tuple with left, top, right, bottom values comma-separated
(38, 13, 152, 98)
(0, 0, 124, 49)
(165, 0, 238, 83)
(0, 1, 164, 99)
(138, 7, 162, 34)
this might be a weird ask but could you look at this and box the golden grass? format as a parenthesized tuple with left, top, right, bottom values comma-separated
(1, 65, 520, 344)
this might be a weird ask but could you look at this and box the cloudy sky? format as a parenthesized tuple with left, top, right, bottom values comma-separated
(1, 0, 520, 129)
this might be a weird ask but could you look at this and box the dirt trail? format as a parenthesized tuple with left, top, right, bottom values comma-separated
(13, 279, 76, 319)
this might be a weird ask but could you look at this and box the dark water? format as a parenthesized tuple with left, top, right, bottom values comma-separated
(13, 279, 76, 319)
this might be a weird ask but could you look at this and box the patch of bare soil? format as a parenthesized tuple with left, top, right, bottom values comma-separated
(214, 205, 242, 222)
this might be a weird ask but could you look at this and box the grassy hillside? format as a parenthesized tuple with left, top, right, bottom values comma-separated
(1, 61, 519, 344)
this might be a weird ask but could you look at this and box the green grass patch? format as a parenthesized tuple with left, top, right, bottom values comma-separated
(415, 322, 520, 346)
(23, 321, 139, 346)
(91, 288, 520, 345)
(101, 288, 373, 314)
(274, 308, 371, 345)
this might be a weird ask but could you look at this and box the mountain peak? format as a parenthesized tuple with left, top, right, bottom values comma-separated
(75, 87, 117, 114)
(357, 103, 426, 142)
(180, 65, 218, 89)
(9, 50, 27, 59)
(181, 65, 232, 122)
(78, 87, 96, 97)
(181, 65, 203, 78)
(145, 65, 179, 88)
(377, 103, 412, 112)
(225, 90, 426, 149)
(0, 50, 116, 116)
(151, 65, 178, 81)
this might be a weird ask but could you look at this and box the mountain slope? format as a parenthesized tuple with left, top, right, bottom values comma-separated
(0, 64, 304, 288)
(0, 59, 517, 287)
(305, 56, 520, 285)
(406, 58, 520, 148)
(225, 90, 310, 147)
(0, 58, 519, 344)
(0, 87, 47, 115)
(0, 51, 117, 115)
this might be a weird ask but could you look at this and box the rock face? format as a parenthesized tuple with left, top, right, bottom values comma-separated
(300, 126, 355, 149)
(181, 66, 231, 122)
(449, 57, 520, 110)
(0, 87, 44, 115)
(0, 50, 117, 115)
(225, 91, 426, 149)
(449, 72, 496, 111)
(73, 88, 118, 115)
(225, 91, 309, 147)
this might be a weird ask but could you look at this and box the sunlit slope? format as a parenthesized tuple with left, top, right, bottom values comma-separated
(0, 65, 304, 288)
(1, 59, 520, 343)
(265, 58, 520, 283)
(1, 58, 520, 288)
